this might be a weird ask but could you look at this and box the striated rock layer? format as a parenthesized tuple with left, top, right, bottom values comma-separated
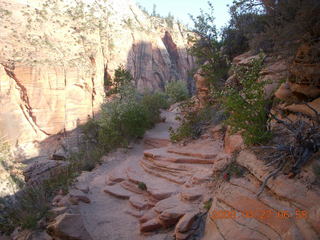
(0, 0, 195, 158)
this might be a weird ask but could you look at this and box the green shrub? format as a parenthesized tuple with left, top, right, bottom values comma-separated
(137, 182, 147, 191)
(84, 85, 169, 152)
(106, 65, 134, 97)
(188, 2, 230, 89)
(141, 91, 169, 124)
(0, 163, 77, 234)
(0, 139, 104, 235)
(220, 55, 271, 145)
(165, 80, 189, 103)
(169, 101, 225, 142)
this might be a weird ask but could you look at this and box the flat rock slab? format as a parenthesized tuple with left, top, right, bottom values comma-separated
(144, 137, 171, 149)
(140, 218, 163, 233)
(120, 180, 145, 194)
(180, 188, 204, 201)
(175, 212, 198, 233)
(129, 195, 151, 210)
(144, 148, 214, 164)
(104, 184, 133, 199)
(167, 139, 223, 159)
(154, 195, 191, 214)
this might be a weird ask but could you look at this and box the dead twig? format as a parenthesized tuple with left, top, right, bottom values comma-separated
(256, 107, 320, 198)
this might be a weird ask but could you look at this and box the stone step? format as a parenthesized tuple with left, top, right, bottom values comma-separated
(129, 195, 153, 210)
(167, 139, 223, 159)
(141, 158, 189, 176)
(124, 206, 146, 218)
(144, 147, 214, 164)
(140, 160, 188, 185)
(125, 165, 180, 200)
(103, 184, 133, 199)
(143, 137, 170, 149)
(120, 180, 145, 195)
(143, 154, 212, 174)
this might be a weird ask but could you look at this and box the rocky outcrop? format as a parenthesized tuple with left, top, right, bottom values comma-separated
(194, 65, 210, 108)
(23, 159, 69, 185)
(203, 150, 320, 240)
(0, 0, 195, 158)
(275, 43, 320, 102)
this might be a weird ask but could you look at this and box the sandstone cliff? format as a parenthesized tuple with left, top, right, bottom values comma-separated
(0, 0, 195, 158)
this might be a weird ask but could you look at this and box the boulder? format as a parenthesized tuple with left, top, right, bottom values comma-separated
(140, 218, 163, 233)
(194, 65, 210, 108)
(47, 213, 92, 240)
(289, 82, 320, 99)
(284, 97, 320, 117)
(175, 212, 198, 233)
(275, 82, 294, 101)
(23, 159, 69, 185)
(224, 127, 244, 154)
(139, 209, 158, 224)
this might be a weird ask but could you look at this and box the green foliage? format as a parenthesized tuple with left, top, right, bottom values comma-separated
(188, 2, 229, 89)
(203, 198, 212, 211)
(137, 182, 147, 191)
(229, 0, 320, 57)
(220, 55, 271, 145)
(112, 65, 134, 95)
(0, 140, 25, 192)
(165, 13, 174, 28)
(0, 185, 49, 233)
(0, 140, 104, 234)
(165, 81, 189, 104)
(223, 161, 247, 180)
(141, 92, 170, 123)
(0, 165, 74, 234)
(221, 12, 267, 59)
(169, 101, 225, 143)
(84, 80, 169, 152)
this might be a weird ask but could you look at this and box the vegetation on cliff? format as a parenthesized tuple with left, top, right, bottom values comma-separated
(180, 0, 320, 196)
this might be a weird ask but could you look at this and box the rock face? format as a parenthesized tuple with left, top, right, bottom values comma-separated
(203, 150, 320, 240)
(275, 43, 320, 102)
(0, 0, 195, 158)
(23, 159, 69, 185)
(194, 65, 210, 108)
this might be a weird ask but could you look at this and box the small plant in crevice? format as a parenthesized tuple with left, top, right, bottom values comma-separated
(221, 160, 247, 182)
(137, 182, 147, 191)
(203, 198, 212, 211)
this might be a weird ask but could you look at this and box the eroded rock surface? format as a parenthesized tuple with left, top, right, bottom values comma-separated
(0, 0, 195, 158)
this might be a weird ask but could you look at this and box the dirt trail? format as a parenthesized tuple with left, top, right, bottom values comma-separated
(63, 109, 223, 240)
(72, 110, 179, 240)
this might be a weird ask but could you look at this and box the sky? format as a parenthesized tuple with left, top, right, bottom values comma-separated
(136, 0, 234, 31)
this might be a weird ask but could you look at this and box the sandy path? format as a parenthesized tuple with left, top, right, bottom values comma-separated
(73, 110, 178, 240)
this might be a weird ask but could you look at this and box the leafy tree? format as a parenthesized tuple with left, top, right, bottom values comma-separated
(220, 55, 272, 145)
(109, 64, 134, 97)
(188, 2, 229, 89)
(165, 80, 189, 103)
(230, 0, 320, 56)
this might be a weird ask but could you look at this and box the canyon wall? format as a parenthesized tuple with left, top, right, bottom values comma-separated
(0, 0, 195, 158)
